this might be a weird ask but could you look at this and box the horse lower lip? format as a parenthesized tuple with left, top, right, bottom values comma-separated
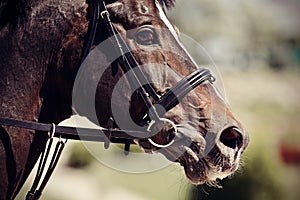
(178, 155, 208, 184)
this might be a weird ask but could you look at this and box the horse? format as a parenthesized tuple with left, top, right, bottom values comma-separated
(0, 0, 249, 199)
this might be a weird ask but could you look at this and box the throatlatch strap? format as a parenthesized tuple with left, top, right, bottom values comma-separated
(79, 0, 101, 63)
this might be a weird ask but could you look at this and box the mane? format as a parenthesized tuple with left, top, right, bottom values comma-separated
(0, 0, 176, 30)
(0, 0, 30, 30)
(0, 0, 176, 31)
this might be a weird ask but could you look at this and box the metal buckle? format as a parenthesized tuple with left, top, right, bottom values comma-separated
(100, 10, 109, 19)
(147, 118, 176, 148)
(208, 74, 216, 83)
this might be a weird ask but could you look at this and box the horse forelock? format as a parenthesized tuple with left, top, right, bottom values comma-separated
(159, 0, 176, 9)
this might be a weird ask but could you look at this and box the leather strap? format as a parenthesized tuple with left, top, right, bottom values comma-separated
(0, 117, 140, 143)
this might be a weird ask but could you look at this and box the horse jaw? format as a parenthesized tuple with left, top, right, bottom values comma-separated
(136, 83, 249, 185)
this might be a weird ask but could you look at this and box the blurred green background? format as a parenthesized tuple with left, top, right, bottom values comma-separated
(17, 0, 300, 199)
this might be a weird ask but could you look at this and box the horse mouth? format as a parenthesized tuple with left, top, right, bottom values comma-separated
(160, 140, 240, 185)
(149, 125, 247, 185)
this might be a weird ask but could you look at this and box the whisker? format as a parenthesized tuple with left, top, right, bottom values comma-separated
(206, 179, 222, 188)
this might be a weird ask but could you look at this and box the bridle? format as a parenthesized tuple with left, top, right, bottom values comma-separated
(0, 0, 215, 199)
(79, 0, 215, 145)
(0, 0, 215, 147)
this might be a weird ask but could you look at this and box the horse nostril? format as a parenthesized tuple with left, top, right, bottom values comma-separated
(220, 127, 243, 150)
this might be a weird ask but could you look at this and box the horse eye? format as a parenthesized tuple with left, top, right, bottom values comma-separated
(135, 27, 156, 45)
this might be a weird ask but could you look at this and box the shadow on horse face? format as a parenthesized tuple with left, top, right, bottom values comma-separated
(76, 0, 249, 185)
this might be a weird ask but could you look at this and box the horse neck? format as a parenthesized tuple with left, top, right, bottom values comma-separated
(0, 0, 86, 123)
(35, 1, 88, 124)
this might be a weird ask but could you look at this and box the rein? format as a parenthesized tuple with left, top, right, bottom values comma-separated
(0, 0, 215, 199)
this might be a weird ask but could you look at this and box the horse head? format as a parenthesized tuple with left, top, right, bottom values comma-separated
(74, 0, 249, 185)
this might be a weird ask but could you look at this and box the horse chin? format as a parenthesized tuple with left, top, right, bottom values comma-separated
(176, 147, 239, 185)
(159, 136, 241, 186)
